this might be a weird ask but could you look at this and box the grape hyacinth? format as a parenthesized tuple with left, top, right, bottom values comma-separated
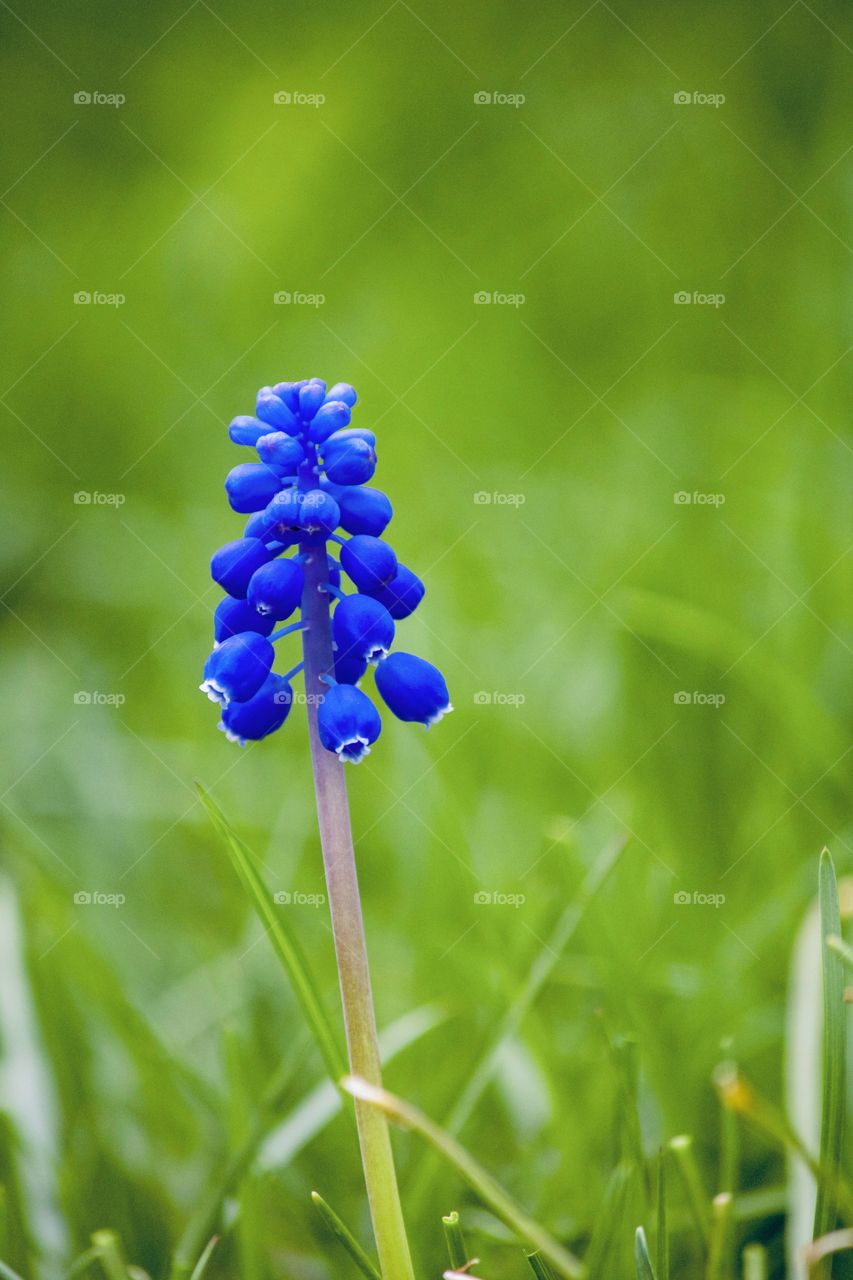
(200, 377, 452, 758)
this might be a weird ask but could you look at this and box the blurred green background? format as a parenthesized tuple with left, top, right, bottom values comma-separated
(1, 0, 851, 1277)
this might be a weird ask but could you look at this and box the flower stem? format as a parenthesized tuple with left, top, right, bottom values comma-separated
(299, 538, 415, 1280)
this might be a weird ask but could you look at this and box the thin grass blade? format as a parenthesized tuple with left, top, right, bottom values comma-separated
(311, 1191, 381, 1280)
(442, 1212, 468, 1271)
(195, 783, 346, 1082)
(634, 1225, 657, 1279)
(814, 849, 846, 1265)
(342, 1076, 585, 1280)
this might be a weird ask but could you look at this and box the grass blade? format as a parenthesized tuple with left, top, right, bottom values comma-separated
(741, 1243, 768, 1280)
(656, 1149, 669, 1280)
(187, 1238, 218, 1280)
(195, 783, 346, 1082)
(311, 1191, 381, 1280)
(814, 849, 846, 1263)
(634, 1225, 657, 1279)
(707, 1192, 733, 1280)
(668, 1136, 711, 1248)
(410, 835, 628, 1210)
(526, 1250, 558, 1279)
(442, 1212, 468, 1270)
(342, 1076, 585, 1280)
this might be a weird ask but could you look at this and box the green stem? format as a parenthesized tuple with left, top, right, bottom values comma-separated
(299, 539, 415, 1280)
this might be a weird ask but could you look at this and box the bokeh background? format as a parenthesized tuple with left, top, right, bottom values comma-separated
(1, 1, 851, 1277)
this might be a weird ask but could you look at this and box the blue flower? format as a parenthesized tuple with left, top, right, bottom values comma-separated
(308, 400, 352, 444)
(332, 594, 395, 664)
(201, 632, 274, 706)
(375, 652, 452, 727)
(218, 673, 293, 745)
(202, 376, 449, 759)
(256, 389, 299, 434)
(247, 558, 304, 619)
(323, 436, 377, 486)
(214, 595, 275, 643)
(229, 415, 271, 446)
(225, 463, 281, 514)
(317, 683, 381, 763)
(331, 484, 393, 537)
(367, 564, 425, 619)
(211, 538, 274, 598)
(340, 535, 397, 593)
(256, 432, 305, 474)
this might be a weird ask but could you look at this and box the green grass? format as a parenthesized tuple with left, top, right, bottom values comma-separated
(0, 0, 851, 1276)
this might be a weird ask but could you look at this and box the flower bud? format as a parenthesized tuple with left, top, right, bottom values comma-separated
(333, 594, 395, 664)
(340, 535, 397, 593)
(324, 437, 377, 485)
(218, 673, 293, 745)
(229, 415, 270, 446)
(367, 563, 425, 618)
(211, 538, 274, 598)
(375, 652, 451, 726)
(247, 557, 304, 619)
(325, 382, 357, 407)
(256, 432, 305, 473)
(225, 463, 281, 514)
(298, 381, 326, 421)
(334, 485, 393, 537)
(200, 632, 274, 705)
(256, 390, 300, 435)
(214, 595, 275, 643)
(317, 683, 381, 763)
(308, 399, 352, 444)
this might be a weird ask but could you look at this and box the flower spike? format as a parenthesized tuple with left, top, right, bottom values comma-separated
(200, 376, 450, 758)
